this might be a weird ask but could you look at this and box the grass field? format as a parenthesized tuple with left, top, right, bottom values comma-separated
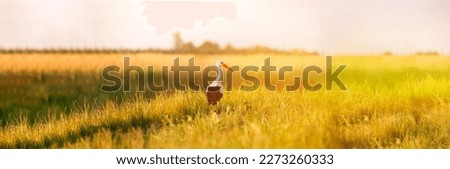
(0, 53, 449, 148)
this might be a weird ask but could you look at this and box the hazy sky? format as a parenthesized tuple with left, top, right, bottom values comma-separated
(0, 0, 449, 54)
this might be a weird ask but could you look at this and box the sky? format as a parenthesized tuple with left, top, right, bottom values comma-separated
(0, 0, 449, 54)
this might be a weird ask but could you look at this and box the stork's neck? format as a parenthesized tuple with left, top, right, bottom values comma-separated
(214, 65, 222, 82)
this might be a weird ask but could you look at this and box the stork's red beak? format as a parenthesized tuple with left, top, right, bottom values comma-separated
(222, 63, 233, 71)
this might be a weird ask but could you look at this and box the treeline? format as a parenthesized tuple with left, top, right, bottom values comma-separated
(0, 46, 318, 55)
(171, 32, 319, 55)
(1, 32, 441, 56)
(383, 51, 441, 56)
(0, 32, 319, 55)
(415, 51, 440, 56)
(172, 41, 319, 55)
(0, 48, 164, 54)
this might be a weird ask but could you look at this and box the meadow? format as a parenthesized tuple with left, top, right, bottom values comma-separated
(0, 53, 449, 148)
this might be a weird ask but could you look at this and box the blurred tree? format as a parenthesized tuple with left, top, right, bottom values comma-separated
(173, 32, 183, 51)
(383, 51, 393, 56)
(180, 42, 196, 53)
(224, 44, 236, 54)
(197, 41, 221, 54)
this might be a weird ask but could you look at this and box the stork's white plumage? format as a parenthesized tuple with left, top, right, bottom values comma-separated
(206, 60, 232, 105)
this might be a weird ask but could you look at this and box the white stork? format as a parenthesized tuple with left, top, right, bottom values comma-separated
(206, 60, 232, 105)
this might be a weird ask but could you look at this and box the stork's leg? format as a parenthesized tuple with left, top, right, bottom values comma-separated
(214, 102, 222, 114)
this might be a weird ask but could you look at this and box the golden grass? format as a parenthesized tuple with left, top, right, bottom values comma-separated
(0, 53, 449, 148)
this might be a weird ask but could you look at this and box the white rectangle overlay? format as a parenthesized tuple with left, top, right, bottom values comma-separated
(0, 149, 448, 169)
